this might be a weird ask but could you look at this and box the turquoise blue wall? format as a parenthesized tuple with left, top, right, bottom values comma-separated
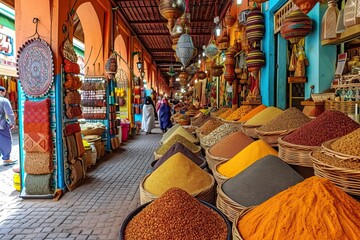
(261, 1, 337, 106)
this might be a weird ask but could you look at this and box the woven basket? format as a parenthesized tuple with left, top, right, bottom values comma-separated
(81, 127, 105, 136)
(242, 125, 260, 138)
(139, 173, 216, 205)
(216, 184, 248, 223)
(205, 148, 230, 173)
(232, 207, 254, 240)
(278, 137, 319, 167)
(176, 119, 190, 125)
(325, 100, 360, 115)
(256, 129, 295, 147)
(212, 162, 230, 185)
(83, 149, 92, 169)
(310, 151, 360, 196)
(322, 139, 360, 161)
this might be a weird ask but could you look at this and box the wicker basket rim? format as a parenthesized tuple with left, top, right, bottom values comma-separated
(278, 136, 320, 150)
(256, 128, 295, 135)
(206, 148, 231, 162)
(141, 172, 215, 198)
(233, 207, 255, 240)
(310, 151, 360, 172)
(322, 139, 360, 160)
(217, 184, 247, 209)
(213, 161, 230, 180)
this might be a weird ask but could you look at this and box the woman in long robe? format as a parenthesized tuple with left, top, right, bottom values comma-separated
(141, 96, 155, 134)
(159, 98, 172, 133)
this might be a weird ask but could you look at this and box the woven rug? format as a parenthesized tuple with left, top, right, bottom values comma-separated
(17, 38, 54, 98)
(24, 98, 50, 123)
(24, 133, 52, 152)
(66, 135, 78, 160)
(24, 152, 53, 174)
(25, 173, 53, 195)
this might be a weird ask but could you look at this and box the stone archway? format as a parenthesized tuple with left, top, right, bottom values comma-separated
(75, 2, 103, 76)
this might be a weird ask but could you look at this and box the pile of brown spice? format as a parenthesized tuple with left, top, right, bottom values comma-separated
(197, 119, 223, 136)
(283, 110, 360, 146)
(192, 114, 210, 127)
(330, 128, 360, 156)
(124, 188, 228, 240)
(257, 107, 311, 132)
(211, 107, 230, 117)
(312, 149, 360, 169)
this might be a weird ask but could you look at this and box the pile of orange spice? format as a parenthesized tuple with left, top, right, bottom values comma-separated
(238, 176, 360, 240)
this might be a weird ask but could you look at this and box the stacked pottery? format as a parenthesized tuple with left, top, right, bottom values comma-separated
(246, 8, 265, 45)
(280, 9, 313, 44)
(224, 47, 237, 85)
(159, 0, 186, 30)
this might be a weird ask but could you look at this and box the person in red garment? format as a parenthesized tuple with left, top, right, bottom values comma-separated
(0, 86, 17, 166)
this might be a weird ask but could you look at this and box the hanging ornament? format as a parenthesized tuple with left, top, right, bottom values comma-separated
(204, 41, 220, 60)
(246, 8, 265, 45)
(292, 0, 320, 14)
(224, 9, 235, 27)
(105, 53, 117, 76)
(179, 71, 189, 86)
(252, 0, 268, 3)
(246, 48, 265, 77)
(321, 0, 339, 40)
(217, 30, 230, 51)
(167, 65, 176, 76)
(159, 0, 186, 30)
(196, 70, 207, 80)
(224, 50, 236, 85)
(280, 10, 313, 44)
(176, 33, 195, 68)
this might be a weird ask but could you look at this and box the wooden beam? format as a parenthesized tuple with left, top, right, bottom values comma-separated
(137, 32, 211, 36)
(128, 19, 211, 24)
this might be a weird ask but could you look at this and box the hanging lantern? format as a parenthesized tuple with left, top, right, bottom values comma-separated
(196, 70, 207, 80)
(280, 9, 313, 44)
(176, 33, 195, 68)
(204, 41, 220, 60)
(211, 64, 224, 77)
(179, 71, 189, 86)
(185, 63, 198, 75)
(217, 30, 230, 51)
(105, 53, 117, 75)
(224, 50, 236, 85)
(246, 8, 265, 45)
(159, 0, 186, 30)
(292, 0, 319, 14)
(224, 10, 236, 27)
(167, 65, 176, 76)
(246, 48, 265, 75)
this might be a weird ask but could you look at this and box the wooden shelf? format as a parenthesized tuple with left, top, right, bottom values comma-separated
(322, 24, 360, 45)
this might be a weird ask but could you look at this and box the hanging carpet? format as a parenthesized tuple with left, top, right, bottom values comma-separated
(24, 152, 53, 174)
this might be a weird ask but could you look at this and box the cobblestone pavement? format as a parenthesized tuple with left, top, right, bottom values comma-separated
(0, 127, 162, 240)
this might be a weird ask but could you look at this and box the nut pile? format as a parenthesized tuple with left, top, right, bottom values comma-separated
(225, 105, 253, 121)
(283, 110, 360, 146)
(330, 128, 360, 156)
(312, 149, 360, 169)
(124, 188, 228, 240)
(200, 124, 241, 147)
(156, 134, 199, 155)
(197, 119, 223, 136)
(257, 107, 311, 132)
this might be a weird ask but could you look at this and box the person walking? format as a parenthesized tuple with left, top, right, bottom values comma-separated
(159, 98, 172, 133)
(155, 96, 162, 122)
(0, 86, 16, 166)
(141, 96, 155, 134)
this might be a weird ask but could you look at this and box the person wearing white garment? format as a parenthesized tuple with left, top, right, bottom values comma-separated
(141, 96, 156, 135)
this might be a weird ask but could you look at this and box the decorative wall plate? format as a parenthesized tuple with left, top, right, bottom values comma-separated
(17, 38, 54, 98)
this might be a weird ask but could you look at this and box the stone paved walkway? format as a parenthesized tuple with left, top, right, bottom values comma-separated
(0, 128, 162, 240)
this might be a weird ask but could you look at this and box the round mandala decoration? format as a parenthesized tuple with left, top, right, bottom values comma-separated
(17, 38, 54, 97)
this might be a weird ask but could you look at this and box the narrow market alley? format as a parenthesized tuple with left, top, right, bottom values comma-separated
(0, 128, 162, 240)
